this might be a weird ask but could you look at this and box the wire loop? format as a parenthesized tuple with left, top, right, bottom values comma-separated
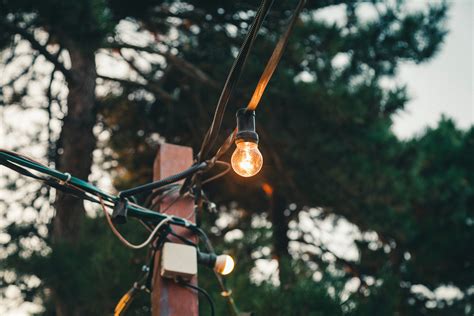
(59, 172, 72, 185)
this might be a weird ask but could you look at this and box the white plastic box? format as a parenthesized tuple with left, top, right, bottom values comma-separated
(160, 242, 197, 281)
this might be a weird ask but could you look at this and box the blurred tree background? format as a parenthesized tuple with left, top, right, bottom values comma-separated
(0, 0, 472, 315)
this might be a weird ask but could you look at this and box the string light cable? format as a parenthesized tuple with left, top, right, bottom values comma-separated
(99, 195, 172, 250)
(203, 0, 306, 171)
(0, 150, 229, 268)
(0, 1, 307, 315)
(178, 279, 216, 316)
(0, 149, 226, 314)
(114, 245, 162, 315)
(246, 0, 307, 112)
(0, 149, 200, 232)
(0, 0, 306, 224)
(114, 272, 149, 316)
(197, 0, 274, 162)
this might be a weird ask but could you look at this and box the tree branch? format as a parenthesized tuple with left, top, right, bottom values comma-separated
(103, 42, 220, 89)
(295, 236, 369, 288)
(97, 74, 175, 103)
(1, 20, 74, 83)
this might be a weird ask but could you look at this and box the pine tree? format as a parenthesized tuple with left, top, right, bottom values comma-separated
(2, 1, 471, 315)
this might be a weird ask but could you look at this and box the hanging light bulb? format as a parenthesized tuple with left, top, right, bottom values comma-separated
(231, 141, 263, 177)
(231, 109, 263, 177)
(197, 251, 235, 276)
(214, 254, 235, 275)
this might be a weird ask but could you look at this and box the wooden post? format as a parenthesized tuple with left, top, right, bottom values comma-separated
(151, 143, 199, 316)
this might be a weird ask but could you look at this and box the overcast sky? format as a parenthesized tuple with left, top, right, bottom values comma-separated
(392, 0, 473, 138)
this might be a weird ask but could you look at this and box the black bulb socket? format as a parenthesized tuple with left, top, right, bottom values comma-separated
(236, 108, 259, 144)
(197, 251, 217, 268)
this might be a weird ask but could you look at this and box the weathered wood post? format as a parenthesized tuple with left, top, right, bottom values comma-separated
(151, 143, 199, 316)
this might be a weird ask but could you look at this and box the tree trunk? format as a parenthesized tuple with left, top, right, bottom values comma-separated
(52, 45, 96, 316)
(270, 190, 294, 288)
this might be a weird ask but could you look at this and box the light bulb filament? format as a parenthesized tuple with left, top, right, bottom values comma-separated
(231, 141, 263, 177)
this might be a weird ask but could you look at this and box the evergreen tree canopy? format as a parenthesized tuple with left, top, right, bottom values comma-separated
(1, 0, 472, 315)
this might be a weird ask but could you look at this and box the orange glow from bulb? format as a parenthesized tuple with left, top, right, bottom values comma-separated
(231, 141, 263, 177)
(215, 255, 235, 275)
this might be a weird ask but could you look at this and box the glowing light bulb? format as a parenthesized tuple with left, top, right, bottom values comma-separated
(197, 251, 235, 275)
(214, 254, 235, 275)
(232, 108, 263, 177)
(231, 141, 263, 177)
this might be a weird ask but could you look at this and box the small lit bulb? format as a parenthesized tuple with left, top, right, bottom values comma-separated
(232, 108, 263, 177)
(197, 251, 235, 275)
(231, 141, 263, 177)
(214, 254, 235, 275)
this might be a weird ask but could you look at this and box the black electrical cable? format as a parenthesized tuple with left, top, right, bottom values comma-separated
(168, 228, 198, 248)
(197, 0, 274, 162)
(115, 247, 159, 315)
(119, 162, 207, 198)
(0, 158, 107, 204)
(198, 0, 306, 168)
(247, 0, 307, 111)
(1, 148, 230, 314)
(1, 3, 306, 314)
(118, 1, 273, 202)
(193, 226, 215, 253)
(0, 159, 45, 180)
(202, 161, 231, 185)
(143, 183, 180, 208)
(192, 226, 239, 315)
(1, 149, 215, 233)
(179, 160, 230, 196)
(179, 281, 215, 316)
